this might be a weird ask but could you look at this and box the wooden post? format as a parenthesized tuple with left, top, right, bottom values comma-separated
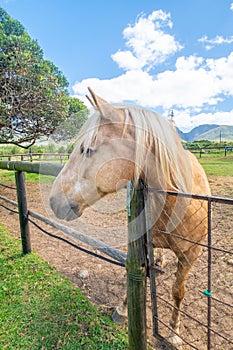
(144, 186, 159, 337)
(127, 180, 147, 350)
(15, 171, 31, 254)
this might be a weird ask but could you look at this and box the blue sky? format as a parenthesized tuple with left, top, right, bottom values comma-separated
(1, 0, 233, 131)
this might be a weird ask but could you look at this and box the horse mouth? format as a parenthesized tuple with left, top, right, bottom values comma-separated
(50, 197, 82, 221)
(63, 206, 81, 221)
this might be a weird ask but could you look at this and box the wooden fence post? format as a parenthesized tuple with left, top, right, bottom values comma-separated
(144, 186, 160, 338)
(15, 171, 31, 254)
(127, 180, 147, 350)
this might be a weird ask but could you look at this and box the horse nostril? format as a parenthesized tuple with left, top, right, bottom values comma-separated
(70, 203, 78, 210)
(49, 196, 56, 211)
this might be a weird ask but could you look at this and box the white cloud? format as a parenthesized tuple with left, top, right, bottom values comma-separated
(111, 50, 144, 71)
(74, 53, 233, 108)
(198, 35, 233, 50)
(73, 51, 233, 130)
(72, 10, 233, 131)
(231, 3, 233, 11)
(73, 70, 155, 105)
(206, 53, 233, 95)
(111, 10, 183, 71)
(175, 109, 233, 132)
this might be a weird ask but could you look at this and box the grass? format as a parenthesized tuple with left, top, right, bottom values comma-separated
(0, 170, 54, 184)
(0, 224, 128, 350)
(197, 155, 233, 176)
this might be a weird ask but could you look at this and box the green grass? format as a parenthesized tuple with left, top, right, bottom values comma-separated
(197, 155, 233, 176)
(0, 170, 54, 184)
(0, 224, 128, 350)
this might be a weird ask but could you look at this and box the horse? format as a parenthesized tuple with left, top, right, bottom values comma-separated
(50, 87, 211, 348)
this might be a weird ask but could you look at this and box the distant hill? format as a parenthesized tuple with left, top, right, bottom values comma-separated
(178, 124, 233, 142)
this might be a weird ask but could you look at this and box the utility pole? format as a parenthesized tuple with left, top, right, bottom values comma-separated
(169, 109, 175, 126)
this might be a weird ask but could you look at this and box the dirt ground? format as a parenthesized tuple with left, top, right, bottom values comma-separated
(0, 175, 233, 349)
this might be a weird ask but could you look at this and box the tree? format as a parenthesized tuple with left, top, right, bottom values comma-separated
(51, 96, 88, 142)
(0, 8, 87, 148)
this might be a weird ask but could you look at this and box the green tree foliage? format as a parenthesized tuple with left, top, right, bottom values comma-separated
(51, 96, 88, 142)
(0, 8, 87, 148)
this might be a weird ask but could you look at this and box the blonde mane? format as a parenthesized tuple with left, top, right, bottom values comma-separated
(75, 105, 192, 193)
(125, 106, 192, 192)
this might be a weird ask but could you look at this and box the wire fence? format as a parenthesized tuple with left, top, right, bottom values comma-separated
(0, 161, 232, 349)
(0, 192, 126, 266)
(0, 198, 125, 267)
(0, 153, 70, 163)
(146, 188, 233, 349)
(184, 146, 233, 158)
(1, 146, 232, 164)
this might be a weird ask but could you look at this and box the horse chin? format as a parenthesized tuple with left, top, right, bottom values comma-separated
(63, 205, 83, 221)
(63, 211, 79, 221)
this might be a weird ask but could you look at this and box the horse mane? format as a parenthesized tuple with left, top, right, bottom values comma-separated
(124, 106, 192, 192)
(76, 105, 192, 193)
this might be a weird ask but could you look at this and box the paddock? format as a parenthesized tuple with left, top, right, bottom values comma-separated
(0, 161, 232, 349)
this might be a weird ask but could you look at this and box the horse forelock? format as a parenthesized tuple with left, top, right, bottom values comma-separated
(75, 111, 101, 151)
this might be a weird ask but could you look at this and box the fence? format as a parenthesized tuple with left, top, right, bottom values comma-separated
(0, 160, 232, 349)
(1, 145, 232, 164)
(0, 160, 126, 264)
(145, 188, 233, 349)
(0, 153, 70, 163)
(185, 145, 233, 158)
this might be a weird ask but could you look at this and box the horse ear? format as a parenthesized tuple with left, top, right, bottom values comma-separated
(86, 87, 124, 123)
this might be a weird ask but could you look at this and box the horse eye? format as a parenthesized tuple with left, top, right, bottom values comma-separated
(85, 148, 95, 157)
(80, 145, 95, 157)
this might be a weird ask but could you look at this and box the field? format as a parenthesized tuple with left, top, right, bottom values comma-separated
(0, 224, 128, 350)
(198, 154, 233, 176)
(0, 155, 232, 349)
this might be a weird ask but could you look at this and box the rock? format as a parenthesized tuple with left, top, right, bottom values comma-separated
(79, 269, 89, 279)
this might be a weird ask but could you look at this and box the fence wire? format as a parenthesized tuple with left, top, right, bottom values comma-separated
(146, 189, 233, 350)
(0, 195, 125, 267)
(0, 183, 16, 190)
(0, 178, 232, 349)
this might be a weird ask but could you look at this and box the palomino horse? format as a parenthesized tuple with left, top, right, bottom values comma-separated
(50, 88, 210, 348)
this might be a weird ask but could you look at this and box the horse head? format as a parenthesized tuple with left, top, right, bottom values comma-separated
(50, 88, 135, 220)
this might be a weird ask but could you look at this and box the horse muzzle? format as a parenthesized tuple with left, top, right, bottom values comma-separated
(49, 195, 82, 221)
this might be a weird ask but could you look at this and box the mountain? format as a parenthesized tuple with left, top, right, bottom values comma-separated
(178, 124, 233, 142)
